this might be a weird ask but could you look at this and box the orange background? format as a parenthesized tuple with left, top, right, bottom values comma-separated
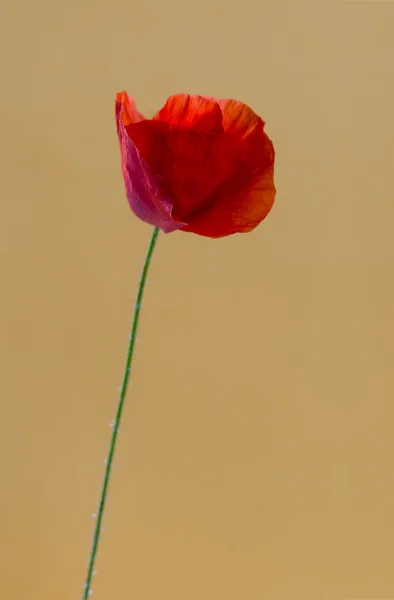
(1, 1, 394, 599)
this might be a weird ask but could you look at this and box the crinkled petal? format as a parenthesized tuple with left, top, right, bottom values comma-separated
(154, 94, 223, 133)
(218, 98, 265, 139)
(161, 129, 247, 222)
(180, 126, 276, 238)
(126, 121, 248, 223)
(116, 91, 146, 125)
(115, 99, 185, 233)
(181, 165, 276, 238)
(115, 91, 276, 238)
(124, 104, 275, 232)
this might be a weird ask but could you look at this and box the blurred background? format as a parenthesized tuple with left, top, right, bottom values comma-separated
(1, 0, 394, 599)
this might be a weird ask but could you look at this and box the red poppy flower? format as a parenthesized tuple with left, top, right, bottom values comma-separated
(115, 92, 276, 238)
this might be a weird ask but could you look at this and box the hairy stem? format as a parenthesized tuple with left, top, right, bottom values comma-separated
(82, 226, 160, 599)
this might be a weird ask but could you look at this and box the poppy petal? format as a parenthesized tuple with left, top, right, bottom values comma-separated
(115, 91, 276, 238)
(124, 110, 275, 233)
(127, 123, 249, 223)
(181, 129, 276, 238)
(218, 98, 265, 139)
(116, 91, 146, 126)
(123, 119, 173, 185)
(165, 130, 247, 222)
(154, 94, 223, 134)
(116, 98, 185, 233)
(182, 164, 276, 238)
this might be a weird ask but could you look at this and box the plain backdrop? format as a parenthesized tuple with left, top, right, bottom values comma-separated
(1, 0, 394, 599)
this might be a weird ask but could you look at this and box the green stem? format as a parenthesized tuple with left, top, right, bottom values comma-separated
(82, 226, 160, 599)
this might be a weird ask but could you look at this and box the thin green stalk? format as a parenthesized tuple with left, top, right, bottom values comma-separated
(82, 226, 160, 599)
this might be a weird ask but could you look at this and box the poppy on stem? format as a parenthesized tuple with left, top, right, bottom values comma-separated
(116, 92, 276, 238)
(81, 92, 277, 600)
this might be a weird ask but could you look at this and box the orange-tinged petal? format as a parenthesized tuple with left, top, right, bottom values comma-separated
(154, 94, 223, 134)
(116, 91, 146, 126)
(218, 98, 265, 140)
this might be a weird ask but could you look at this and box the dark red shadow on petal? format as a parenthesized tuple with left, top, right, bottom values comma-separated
(124, 120, 245, 224)
(116, 100, 185, 233)
(182, 166, 276, 238)
(182, 134, 276, 238)
(116, 92, 276, 239)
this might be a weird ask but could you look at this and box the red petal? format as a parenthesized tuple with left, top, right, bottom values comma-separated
(115, 92, 276, 238)
(181, 132, 276, 238)
(181, 165, 276, 238)
(154, 94, 223, 133)
(218, 98, 265, 140)
(116, 92, 146, 126)
(115, 96, 185, 233)
(126, 121, 248, 223)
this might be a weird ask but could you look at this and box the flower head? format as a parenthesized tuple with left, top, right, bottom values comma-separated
(116, 92, 276, 238)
